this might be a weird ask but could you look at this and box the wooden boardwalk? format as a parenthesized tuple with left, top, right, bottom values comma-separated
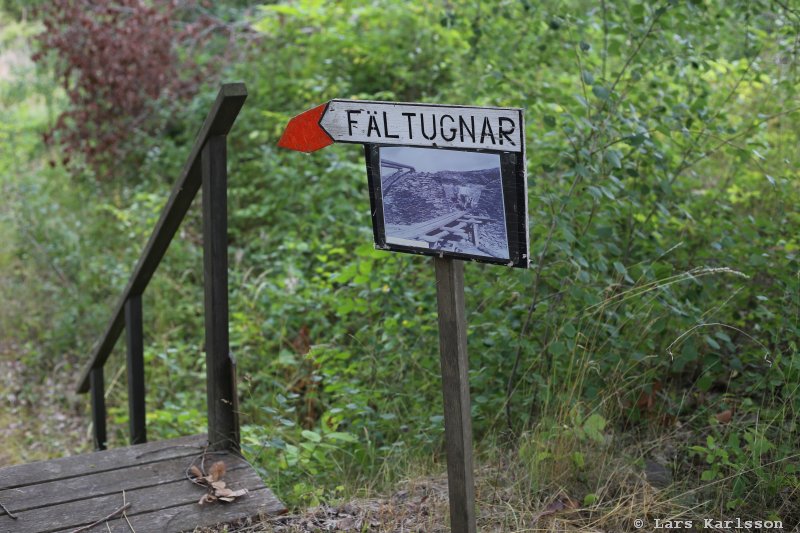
(0, 435, 285, 533)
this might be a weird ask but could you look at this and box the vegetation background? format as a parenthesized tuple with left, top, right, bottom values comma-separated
(1, 0, 798, 530)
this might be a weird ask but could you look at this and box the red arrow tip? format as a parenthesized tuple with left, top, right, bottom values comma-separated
(278, 103, 333, 152)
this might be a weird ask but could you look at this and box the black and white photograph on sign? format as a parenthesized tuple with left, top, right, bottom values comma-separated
(378, 146, 509, 260)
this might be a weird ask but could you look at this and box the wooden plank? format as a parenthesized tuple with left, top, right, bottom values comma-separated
(202, 135, 239, 451)
(0, 434, 206, 490)
(434, 257, 477, 533)
(6, 464, 268, 533)
(0, 454, 251, 514)
(124, 487, 285, 533)
(50, 487, 285, 533)
(76, 83, 248, 394)
(125, 294, 147, 444)
(0, 434, 285, 533)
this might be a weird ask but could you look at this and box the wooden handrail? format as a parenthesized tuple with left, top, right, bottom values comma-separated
(76, 83, 247, 452)
(76, 83, 246, 394)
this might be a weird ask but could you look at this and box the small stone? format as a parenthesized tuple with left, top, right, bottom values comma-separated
(644, 458, 673, 489)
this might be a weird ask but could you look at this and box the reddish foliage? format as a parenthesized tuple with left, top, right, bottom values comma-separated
(33, 0, 218, 178)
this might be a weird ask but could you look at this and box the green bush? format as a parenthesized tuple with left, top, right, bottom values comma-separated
(2, 0, 798, 519)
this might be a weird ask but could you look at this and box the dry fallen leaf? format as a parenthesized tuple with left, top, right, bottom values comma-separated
(218, 489, 249, 502)
(208, 461, 226, 482)
(716, 409, 733, 424)
(199, 493, 217, 505)
(187, 458, 249, 505)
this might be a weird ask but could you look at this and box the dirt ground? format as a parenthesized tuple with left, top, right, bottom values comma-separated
(200, 477, 460, 533)
(0, 342, 89, 467)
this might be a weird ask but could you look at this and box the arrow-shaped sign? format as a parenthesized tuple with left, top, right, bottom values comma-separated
(279, 99, 523, 153)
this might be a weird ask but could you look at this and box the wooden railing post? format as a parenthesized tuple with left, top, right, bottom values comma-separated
(90, 367, 107, 451)
(125, 294, 147, 444)
(75, 83, 247, 396)
(75, 83, 247, 453)
(202, 135, 239, 450)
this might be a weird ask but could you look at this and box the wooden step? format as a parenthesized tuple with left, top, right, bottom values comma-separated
(0, 434, 285, 533)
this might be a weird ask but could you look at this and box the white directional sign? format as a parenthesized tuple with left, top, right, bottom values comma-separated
(279, 99, 523, 153)
(321, 100, 523, 152)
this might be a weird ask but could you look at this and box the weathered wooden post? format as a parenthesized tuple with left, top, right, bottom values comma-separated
(74, 84, 248, 456)
(202, 134, 239, 450)
(278, 98, 528, 533)
(90, 367, 107, 451)
(435, 257, 477, 533)
(125, 293, 146, 444)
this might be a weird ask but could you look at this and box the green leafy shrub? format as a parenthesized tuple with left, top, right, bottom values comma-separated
(2, 0, 798, 519)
